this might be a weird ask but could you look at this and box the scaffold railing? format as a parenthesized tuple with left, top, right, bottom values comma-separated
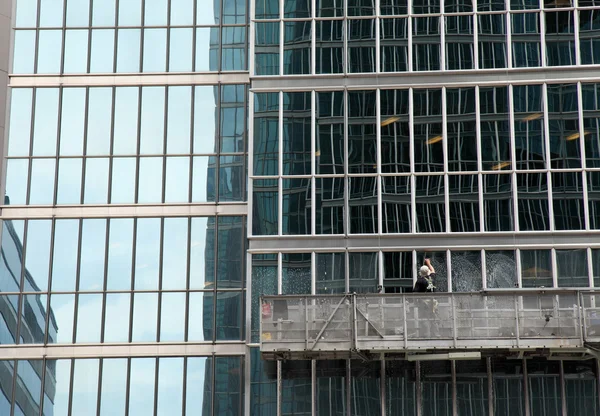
(260, 290, 600, 361)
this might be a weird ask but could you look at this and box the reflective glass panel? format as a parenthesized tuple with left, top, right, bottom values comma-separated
(382, 176, 411, 233)
(106, 218, 133, 291)
(414, 0, 440, 13)
(316, 177, 344, 234)
(20, 294, 47, 344)
(545, 11, 575, 67)
(186, 357, 213, 414)
(528, 360, 562, 416)
(514, 84, 545, 169)
(215, 291, 243, 340)
(169, 28, 193, 72)
(446, 87, 477, 171)
(456, 360, 489, 415)
(351, 361, 381, 415)
(99, 359, 127, 415)
(51, 219, 79, 291)
(582, 83, 600, 168)
(116, 29, 141, 73)
(349, 252, 378, 293)
(221, 26, 247, 71)
(165, 156, 190, 203)
(170, 0, 194, 25)
(217, 217, 243, 288)
(282, 93, 310, 172)
(49, 294, 75, 343)
(90, 29, 115, 73)
(192, 156, 216, 202)
(517, 173, 549, 231)
(56, 158, 82, 204)
(219, 155, 245, 201)
(66, 0, 89, 26)
(413, 17, 441, 71)
(24, 220, 52, 292)
(282, 178, 310, 235)
(413, 89, 443, 172)
(134, 218, 160, 290)
(251, 254, 277, 342)
(548, 84, 580, 169)
(348, 19, 376, 73)
(193, 85, 218, 154)
(131, 293, 158, 341)
(162, 218, 188, 290)
(93, 0, 116, 26)
(580, 10, 600, 65)
(39, 0, 63, 27)
(478, 13, 507, 68)
(160, 292, 186, 341)
(79, 219, 106, 291)
(281, 360, 312, 415)
(196, 27, 220, 72)
(484, 174, 514, 231)
(349, 176, 378, 234)
(348, 91, 377, 174)
(223, 0, 247, 24)
(128, 358, 156, 415)
(140, 86, 165, 154)
(13, 31, 36, 73)
(64, 30, 89, 73)
(188, 292, 211, 341)
(166, 86, 191, 154)
(254, 92, 279, 176)
(110, 157, 136, 203)
(118, 0, 142, 25)
(521, 249, 552, 287)
(59, 88, 86, 156)
(103, 293, 130, 342)
(590, 172, 600, 229)
(553, 171, 584, 230)
(15, 0, 37, 27)
(75, 294, 102, 342)
(386, 361, 416, 415)
(451, 251, 482, 291)
(316, 20, 344, 74)
(255, 22, 280, 75)
(480, 86, 510, 170)
(511, 13, 541, 67)
(564, 361, 598, 416)
(316, 252, 345, 294)
(381, 18, 408, 72)
(380, 89, 409, 172)
(157, 358, 184, 416)
(32, 88, 59, 156)
(7, 88, 33, 157)
(445, 15, 474, 70)
(421, 361, 452, 415)
(417, 251, 447, 291)
(448, 174, 479, 232)
(316, 91, 344, 174)
(145, 0, 168, 25)
(29, 159, 56, 204)
(138, 157, 163, 203)
(46, 360, 71, 415)
(284, 21, 311, 75)
(282, 253, 311, 294)
(113, 87, 139, 155)
(5, 160, 28, 205)
(316, 360, 347, 415)
(84, 157, 110, 204)
(143, 29, 167, 72)
(486, 250, 517, 288)
(190, 217, 212, 290)
(415, 175, 445, 232)
(556, 249, 588, 287)
(87, 88, 112, 155)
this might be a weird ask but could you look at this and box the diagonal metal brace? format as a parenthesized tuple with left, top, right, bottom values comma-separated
(309, 295, 349, 351)
(355, 305, 385, 339)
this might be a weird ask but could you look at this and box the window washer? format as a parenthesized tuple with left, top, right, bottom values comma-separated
(412, 258, 439, 338)
(414, 258, 436, 292)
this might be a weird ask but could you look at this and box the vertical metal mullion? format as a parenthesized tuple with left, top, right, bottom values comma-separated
(212, 218, 218, 341)
(71, 219, 84, 343)
(124, 358, 132, 416)
(15, 219, 29, 344)
(112, 0, 120, 73)
(188, 86, 195, 203)
(59, 0, 68, 75)
(542, 84, 554, 230)
(24, 87, 37, 205)
(523, 358, 531, 416)
(184, 218, 192, 341)
(128, 219, 138, 343)
(107, 87, 117, 203)
(134, 86, 142, 203)
(247, 91, 254, 235)
(588, 247, 594, 287)
(42, 219, 57, 344)
(311, 360, 316, 416)
(140, 0, 146, 73)
(215, 85, 222, 203)
(166, 0, 172, 72)
(38, 358, 47, 416)
(407, 13, 413, 72)
(278, 91, 283, 236)
(451, 361, 457, 416)
(346, 359, 351, 416)
(442, 88, 449, 233)
(153, 358, 159, 416)
(412, 250, 418, 286)
(32, 0, 41, 75)
(472, 11, 478, 70)
(578, 82, 591, 230)
(475, 85, 485, 232)
(415, 361, 422, 416)
(78, 87, 89, 204)
(559, 360, 567, 416)
(409, 88, 416, 233)
(161, 87, 168, 204)
(278, 252, 283, 294)
(481, 248, 487, 289)
(375, 0, 380, 72)
(487, 357, 494, 416)
(67, 358, 75, 416)
(156, 219, 165, 341)
(508, 82, 520, 232)
(311, 91, 316, 235)
(99, 217, 111, 343)
(9, 359, 17, 416)
(551, 247, 558, 288)
(573, 7, 581, 66)
(439, 7, 445, 70)
(516, 248, 523, 288)
(279, 18, 284, 75)
(376, 88, 382, 235)
(540, 10, 546, 67)
(96, 359, 104, 416)
(380, 360, 385, 416)
(446, 248, 452, 292)
(505, 11, 512, 69)
(181, 357, 188, 416)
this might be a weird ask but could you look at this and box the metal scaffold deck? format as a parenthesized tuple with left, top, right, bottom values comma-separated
(260, 290, 600, 361)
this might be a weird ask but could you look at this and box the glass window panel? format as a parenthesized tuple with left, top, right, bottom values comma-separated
(219, 155, 245, 201)
(351, 361, 381, 415)
(316, 360, 347, 415)
(285, 0, 311, 17)
(414, 0, 440, 13)
(138, 157, 164, 203)
(186, 357, 213, 414)
(103, 293, 130, 342)
(170, 0, 193, 25)
(113, 87, 139, 155)
(511, 0, 539, 8)
(451, 250, 483, 291)
(349, 252, 378, 293)
(413, 17, 441, 71)
(380, 18, 408, 72)
(382, 176, 411, 233)
(583, 83, 600, 168)
(511, 13, 541, 67)
(134, 218, 160, 290)
(64, 30, 89, 73)
(84, 157, 109, 204)
(110, 157, 137, 203)
(188, 291, 212, 341)
(87, 88, 112, 156)
(521, 249, 552, 287)
(167, 86, 191, 154)
(59, 88, 86, 156)
(316, 252, 345, 294)
(413, 88, 443, 172)
(192, 155, 216, 202)
(381, 0, 408, 14)
(528, 360, 562, 416)
(417, 251, 448, 291)
(190, 217, 212, 290)
(160, 292, 186, 341)
(56, 158, 82, 204)
(448, 174, 480, 232)
(215, 291, 243, 340)
(255, 22, 280, 76)
(456, 360, 488, 415)
(106, 218, 133, 291)
(420, 361, 452, 415)
(478, 13, 507, 68)
(118, 0, 142, 25)
(251, 254, 277, 342)
(156, 358, 184, 416)
(116, 29, 141, 73)
(580, 10, 600, 65)
(196, 27, 220, 72)
(24, 220, 52, 292)
(252, 179, 278, 235)
(78, 219, 106, 291)
(162, 218, 188, 290)
(145, 0, 168, 25)
(8, 89, 33, 157)
(224, 0, 246, 24)
(92, 0, 116, 26)
(590, 171, 600, 230)
(1, 219, 23, 293)
(480, 86, 511, 170)
(556, 249, 588, 287)
(316, 20, 344, 74)
(349, 177, 378, 233)
(165, 156, 190, 203)
(484, 174, 514, 232)
(140, 86, 165, 154)
(564, 361, 598, 416)
(545, 11, 575, 67)
(13, 31, 36, 73)
(486, 250, 517, 288)
(254, 92, 279, 176)
(221, 26, 246, 71)
(14, 360, 42, 413)
(552, 171, 584, 230)
(29, 159, 56, 205)
(347, 19, 376, 73)
(32, 88, 59, 156)
(39, 0, 63, 27)
(99, 359, 127, 415)
(282, 253, 311, 294)
(90, 29, 115, 73)
(45, 360, 71, 415)
(517, 172, 549, 231)
(316, 91, 344, 174)
(283, 21, 311, 75)
(128, 358, 156, 415)
(217, 216, 243, 288)
(66, 0, 89, 26)
(193, 85, 218, 154)
(348, 90, 377, 174)
(132, 293, 158, 341)
(514, 84, 545, 169)
(75, 294, 102, 342)
(548, 84, 580, 169)
(221, 86, 245, 151)
(386, 361, 416, 415)
(49, 294, 75, 343)
(214, 356, 243, 414)
(51, 220, 79, 291)
(250, 352, 279, 414)
(20, 294, 47, 344)
(447, 87, 477, 171)
(445, 15, 474, 70)
(415, 175, 445, 232)
(143, 29, 167, 72)
(15, 0, 37, 27)
(316, 177, 344, 234)
(282, 178, 311, 235)
(169, 28, 193, 72)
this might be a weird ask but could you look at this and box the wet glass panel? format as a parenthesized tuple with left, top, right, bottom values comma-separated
(316, 20, 344, 74)
(29, 159, 56, 204)
(590, 172, 600, 229)
(348, 91, 377, 174)
(20, 294, 47, 344)
(556, 249, 588, 287)
(145, 0, 168, 25)
(349, 176, 378, 234)
(78, 219, 106, 291)
(511, 13, 541, 67)
(478, 13, 507, 68)
(316, 360, 347, 415)
(162, 218, 188, 290)
(251, 254, 277, 342)
(188, 291, 211, 341)
(90, 29, 115, 73)
(416, 251, 447, 291)
(138, 157, 163, 203)
(514, 84, 545, 169)
(420, 361, 452, 416)
(5, 159, 28, 205)
(316, 91, 344, 174)
(255, 22, 280, 75)
(128, 358, 156, 415)
(316, 252, 345, 294)
(252, 179, 278, 236)
(165, 156, 190, 203)
(75, 294, 102, 342)
(116, 29, 141, 73)
(564, 361, 598, 416)
(528, 360, 562, 416)
(119, 0, 142, 25)
(113, 87, 139, 155)
(282, 253, 311, 294)
(66, 0, 89, 26)
(140, 86, 165, 154)
(413, 17, 441, 71)
(380, 89, 409, 173)
(284, 21, 311, 75)
(8, 89, 33, 157)
(110, 158, 137, 203)
(351, 361, 381, 415)
(169, 28, 193, 72)
(448, 174, 479, 232)
(386, 361, 416, 415)
(548, 84, 580, 169)
(39, 0, 63, 27)
(221, 26, 247, 71)
(186, 357, 213, 414)
(45, 360, 71, 415)
(51, 219, 79, 291)
(59, 88, 85, 156)
(349, 252, 378, 293)
(196, 27, 220, 72)
(219, 155, 245, 201)
(157, 358, 184, 416)
(480, 86, 511, 170)
(382, 176, 411, 233)
(49, 294, 75, 343)
(451, 250, 483, 291)
(486, 250, 517, 288)
(553, 171, 584, 230)
(415, 175, 446, 232)
(250, 348, 276, 414)
(56, 158, 82, 204)
(190, 217, 212, 290)
(93, 0, 116, 26)
(160, 292, 186, 341)
(103, 293, 130, 342)
(99, 359, 127, 415)
(215, 291, 243, 341)
(24, 220, 51, 292)
(413, 89, 443, 172)
(446, 87, 477, 171)
(316, 177, 344, 234)
(193, 86, 218, 154)
(131, 293, 158, 342)
(15, 0, 37, 27)
(521, 249, 552, 287)
(348, 19, 376, 73)
(87, 88, 112, 155)
(84, 157, 109, 204)
(134, 218, 160, 290)
(282, 178, 310, 236)
(64, 30, 89, 73)
(13, 31, 36, 73)
(143, 29, 167, 72)
(545, 11, 575, 67)
(106, 218, 133, 291)
(170, 0, 194, 25)
(580, 10, 600, 65)
(165, 86, 192, 154)
(192, 156, 216, 202)
(445, 15, 474, 70)
(517, 173, 549, 231)
(380, 18, 408, 72)
(456, 360, 489, 415)
(32, 88, 59, 156)
(217, 217, 243, 289)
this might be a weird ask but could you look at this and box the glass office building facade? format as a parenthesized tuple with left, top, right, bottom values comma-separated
(0, 0, 599, 415)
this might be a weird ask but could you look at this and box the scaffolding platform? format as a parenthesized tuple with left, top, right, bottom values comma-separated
(260, 290, 600, 361)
